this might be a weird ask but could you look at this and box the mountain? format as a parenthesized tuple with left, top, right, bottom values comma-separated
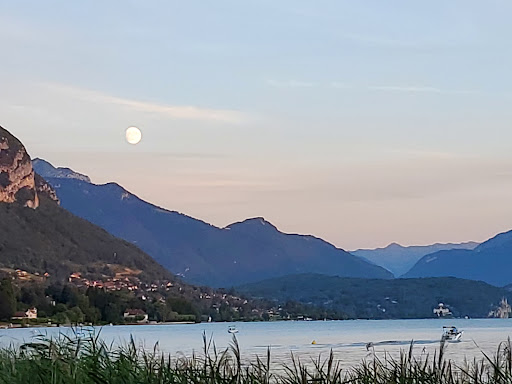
(0, 125, 171, 283)
(352, 242, 478, 277)
(403, 229, 512, 286)
(0, 195, 171, 282)
(1, 126, 315, 324)
(34, 160, 393, 287)
(236, 273, 509, 319)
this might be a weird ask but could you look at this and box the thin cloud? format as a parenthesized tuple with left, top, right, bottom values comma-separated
(40, 82, 246, 124)
(341, 33, 420, 48)
(367, 85, 478, 95)
(265, 80, 475, 95)
(329, 82, 351, 89)
(266, 79, 318, 88)
(46, 150, 228, 159)
(369, 85, 444, 93)
(387, 149, 469, 160)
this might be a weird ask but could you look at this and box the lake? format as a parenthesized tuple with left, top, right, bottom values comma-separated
(1, 319, 512, 369)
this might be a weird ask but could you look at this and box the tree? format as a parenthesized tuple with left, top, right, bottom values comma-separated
(52, 311, 69, 325)
(166, 297, 197, 316)
(66, 307, 85, 324)
(0, 279, 16, 320)
(104, 303, 122, 324)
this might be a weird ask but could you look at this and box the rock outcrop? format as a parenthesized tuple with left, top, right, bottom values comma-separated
(34, 173, 60, 204)
(0, 126, 39, 208)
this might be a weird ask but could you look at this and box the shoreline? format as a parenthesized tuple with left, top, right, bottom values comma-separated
(1, 316, 509, 331)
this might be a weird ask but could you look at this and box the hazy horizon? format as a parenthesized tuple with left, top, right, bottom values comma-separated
(27, 154, 502, 252)
(2, 1, 512, 249)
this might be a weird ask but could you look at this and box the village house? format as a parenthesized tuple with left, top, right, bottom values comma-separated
(14, 270, 31, 281)
(12, 307, 37, 320)
(69, 272, 81, 282)
(123, 309, 148, 323)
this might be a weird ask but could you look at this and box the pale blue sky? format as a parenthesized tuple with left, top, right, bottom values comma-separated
(1, 1, 512, 249)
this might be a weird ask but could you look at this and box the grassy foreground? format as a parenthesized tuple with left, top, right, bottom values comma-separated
(0, 332, 511, 383)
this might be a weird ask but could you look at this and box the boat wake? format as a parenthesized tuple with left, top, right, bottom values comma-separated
(307, 339, 464, 350)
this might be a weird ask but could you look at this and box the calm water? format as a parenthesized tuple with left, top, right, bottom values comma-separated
(1, 319, 512, 369)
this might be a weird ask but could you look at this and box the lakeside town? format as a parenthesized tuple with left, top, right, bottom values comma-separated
(2, 267, 331, 327)
(3, 266, 510, 329)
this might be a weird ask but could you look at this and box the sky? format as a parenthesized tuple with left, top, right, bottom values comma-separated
(1, 1, 512, 250)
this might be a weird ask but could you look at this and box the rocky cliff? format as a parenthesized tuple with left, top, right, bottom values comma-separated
(34, 173, 60, 204)
(0, 126, 39, 208)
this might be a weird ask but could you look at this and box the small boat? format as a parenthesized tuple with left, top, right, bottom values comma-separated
(441, 326, 463, 342)
(227, 325, 239, 334)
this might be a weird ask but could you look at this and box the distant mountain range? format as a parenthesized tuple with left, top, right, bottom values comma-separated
(236, 273, 508, 319)
(34, 159, 393, 287)
(352, 242, 478, 277)
(403, 230, 512, 286)
(30, 159, 512, 289)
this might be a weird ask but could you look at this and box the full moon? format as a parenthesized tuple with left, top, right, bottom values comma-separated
(125, 126, 142, 145)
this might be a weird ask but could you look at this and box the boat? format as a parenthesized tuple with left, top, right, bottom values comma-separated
(227, 325, 239, 334)
(441, 326, 463, 341)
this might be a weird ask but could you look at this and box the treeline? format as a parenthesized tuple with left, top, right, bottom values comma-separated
(236, 274, 510, 319)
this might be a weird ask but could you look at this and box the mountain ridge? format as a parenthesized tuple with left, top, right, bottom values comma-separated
(352, 241, 479, 276)
(34, 159, 393, 287)
(403, 229, 512, 286)
(32, 158, 91, 182)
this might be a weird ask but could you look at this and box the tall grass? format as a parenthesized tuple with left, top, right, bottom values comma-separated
(0, 331, 511, 383)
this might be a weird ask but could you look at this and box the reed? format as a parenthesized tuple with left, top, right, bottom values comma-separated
(0, 330, 511, 383)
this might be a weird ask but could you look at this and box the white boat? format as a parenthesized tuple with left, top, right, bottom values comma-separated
(441, 326, 463, 341)
(228, 325, 239, 334)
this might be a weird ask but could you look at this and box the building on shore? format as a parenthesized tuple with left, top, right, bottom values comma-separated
(123, 309, 148, 323)
(11, 307, 37, 320)
(433, 303, 452, 317)
(488, 298, 511, 318)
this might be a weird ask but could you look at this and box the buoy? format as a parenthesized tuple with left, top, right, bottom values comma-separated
(311, 340, 317, 345)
